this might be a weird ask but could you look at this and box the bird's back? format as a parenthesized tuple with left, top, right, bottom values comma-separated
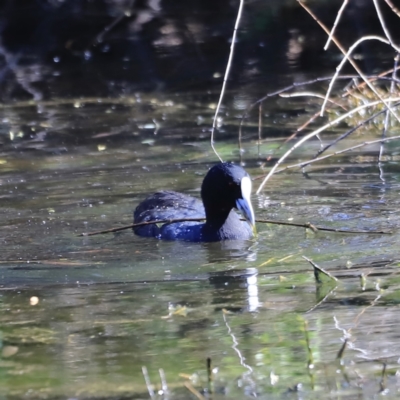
(133, 191, 205, 238)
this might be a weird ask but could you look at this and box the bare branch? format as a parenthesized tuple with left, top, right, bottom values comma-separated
(211, 0, 244, 162)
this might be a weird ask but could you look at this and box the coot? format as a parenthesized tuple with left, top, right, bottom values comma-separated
(133, 163, 255, 242)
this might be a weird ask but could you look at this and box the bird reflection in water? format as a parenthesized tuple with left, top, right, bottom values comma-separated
(208, 267, 259, 313)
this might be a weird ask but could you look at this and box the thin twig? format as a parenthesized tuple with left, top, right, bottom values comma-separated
(394, 52, 400, 85)
(267, 110, 325, 160)
(239, 74, 399, 156)
(256, 97, 400, 193)
(305, 285, 337, 314)
(258, 102, 262, 159)
(207, 357, 214, 395)
(311, 102, 400, 161)
(373, 0, 400, 52)
(78, 217, 392, 237)
(93, 0, 136, 45)
(333, 294, 383, 361)
(321, 35, 392, 116)
(273, 134, 400, 174)
(183, 382, 206, 400)
(379, 363, 387, 393)
(336, 339, 348, 361)
(78, 218, 206, 236)
(297, 1, 400, 123)
(324, 0, 349, 50)
(257, 219, 390, 234)
(384, 0, 400, 18)
(239, 75, 358, 146)
(380, 54, 400, 162)
(210, 0, 244, 162)
(352, 293, 382, 330)
(343, 66, 400, 97)
(302, 255, 339, 283)
(331, 295, 384, 365)
(279, 91, 347, 109)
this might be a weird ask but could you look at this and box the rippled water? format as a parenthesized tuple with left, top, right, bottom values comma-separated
(1, 88, 400, 399)
(1, 1, 400, 396)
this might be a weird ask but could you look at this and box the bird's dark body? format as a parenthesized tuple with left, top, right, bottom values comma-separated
(133, 163, 254, 242)
(133, 191, 204, 240)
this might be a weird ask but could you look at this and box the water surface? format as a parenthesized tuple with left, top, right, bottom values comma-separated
(1, 92, 400, 399)
(1, 1, 400, 398)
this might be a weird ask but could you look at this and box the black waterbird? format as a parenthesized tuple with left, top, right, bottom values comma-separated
(133, 162, 255, 242)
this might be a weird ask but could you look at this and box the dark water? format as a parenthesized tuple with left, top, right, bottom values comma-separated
(1, 1, 400, 399)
